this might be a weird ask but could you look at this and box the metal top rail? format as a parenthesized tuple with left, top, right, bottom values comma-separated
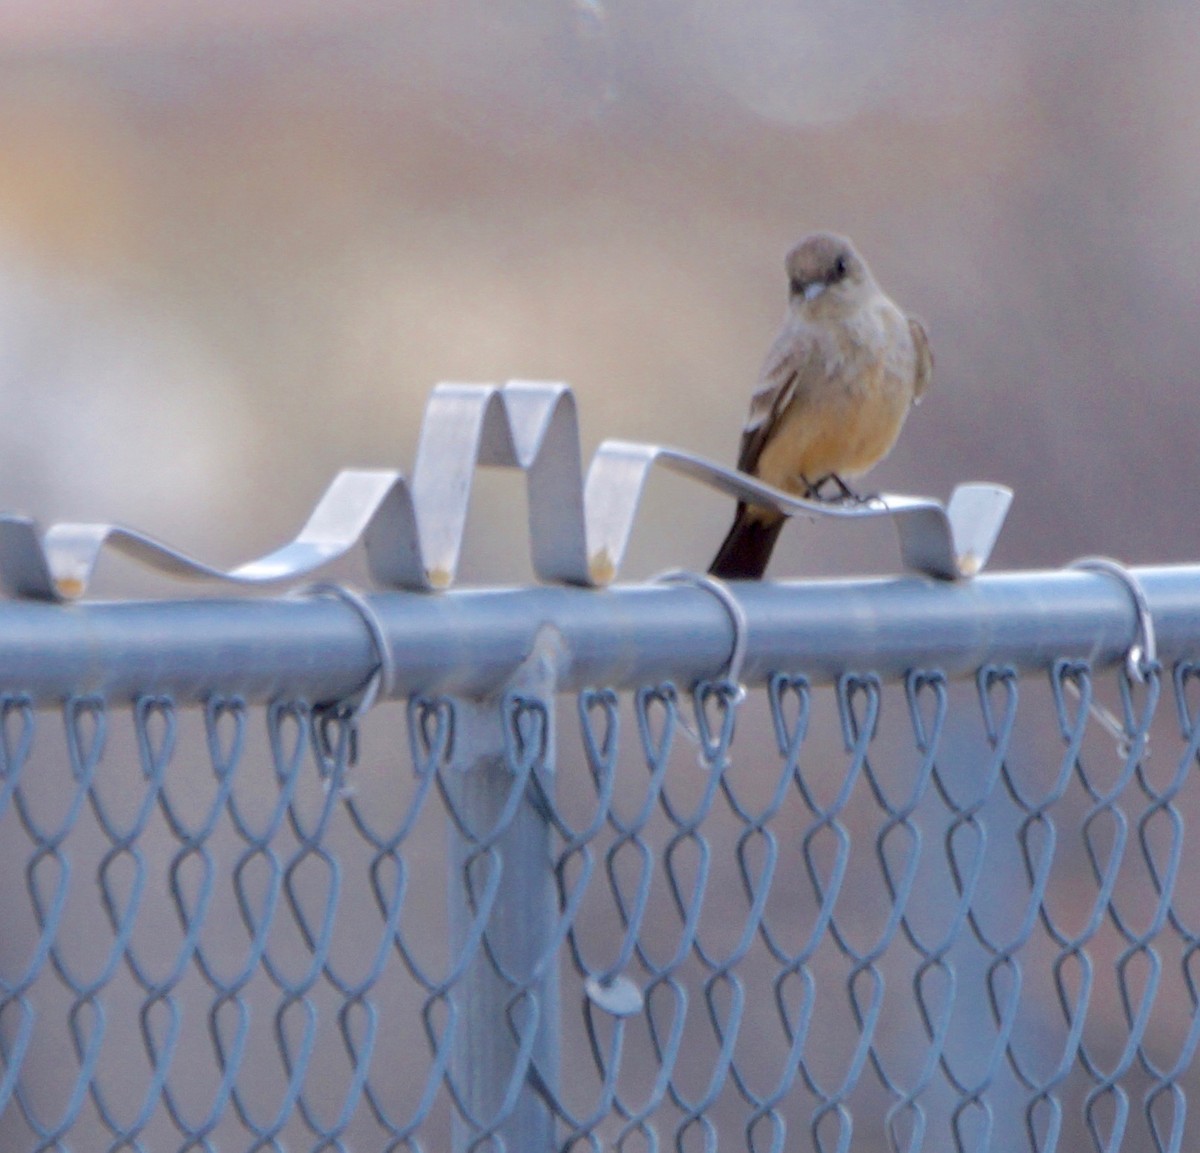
(2, 563, 1196, 704)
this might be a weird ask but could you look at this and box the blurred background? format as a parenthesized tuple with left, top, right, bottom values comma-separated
(2, 6, 1199, 1151)
(0, 1, 1196, 585)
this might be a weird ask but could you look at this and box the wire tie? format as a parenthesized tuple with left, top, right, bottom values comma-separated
(293, 583, 396, 776)
(1068, 556, 1157, 758)
(654, 570, 748, 751)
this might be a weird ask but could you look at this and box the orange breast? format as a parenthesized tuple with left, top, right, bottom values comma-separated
(755, 362, 911, 492)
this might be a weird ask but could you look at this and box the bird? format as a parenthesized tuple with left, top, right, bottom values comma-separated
(708, 231, 932, 580)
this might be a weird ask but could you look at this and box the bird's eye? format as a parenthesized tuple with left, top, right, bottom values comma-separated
(832, 256, 848, 280)
(789, 276, 803, 297)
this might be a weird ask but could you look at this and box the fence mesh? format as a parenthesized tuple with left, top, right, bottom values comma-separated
(2, 655, 1200, 1152)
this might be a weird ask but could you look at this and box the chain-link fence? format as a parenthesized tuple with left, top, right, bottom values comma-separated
(2, 567, 1200, 1152)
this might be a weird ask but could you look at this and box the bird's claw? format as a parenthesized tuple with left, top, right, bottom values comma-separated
(802, 473, 873, 505)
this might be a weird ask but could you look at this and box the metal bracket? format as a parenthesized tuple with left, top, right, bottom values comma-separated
(0, 381, 1011, 600)
(583, 442, 1010, 583)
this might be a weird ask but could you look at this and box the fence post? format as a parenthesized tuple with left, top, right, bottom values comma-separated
(446, 630, 563, 1152)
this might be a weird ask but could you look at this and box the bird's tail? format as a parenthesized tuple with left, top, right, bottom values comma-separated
(708, 505, 785, 580)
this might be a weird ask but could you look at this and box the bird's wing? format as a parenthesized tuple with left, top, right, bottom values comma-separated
(907, 316, 933, 402)
(736, 323, 814, 475)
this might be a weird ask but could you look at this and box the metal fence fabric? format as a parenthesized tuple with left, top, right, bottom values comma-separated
(2, 586, 1200, 1153)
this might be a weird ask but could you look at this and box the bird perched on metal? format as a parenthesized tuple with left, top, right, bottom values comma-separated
(709, 232, 932, 580)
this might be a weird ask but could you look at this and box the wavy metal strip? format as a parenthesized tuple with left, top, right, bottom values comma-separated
(0, 381, 1011, 601)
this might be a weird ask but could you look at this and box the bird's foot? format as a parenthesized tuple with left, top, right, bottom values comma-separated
(804, 474, 871, 505)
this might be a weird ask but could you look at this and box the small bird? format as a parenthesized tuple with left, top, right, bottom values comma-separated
(709, 232, 932, 580)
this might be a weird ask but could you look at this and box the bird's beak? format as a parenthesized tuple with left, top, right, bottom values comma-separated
(803, 281, 826, 302)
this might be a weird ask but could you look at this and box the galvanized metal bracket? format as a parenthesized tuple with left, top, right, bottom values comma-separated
(0, 381, 1011, 600)
(583, 442, 1011, 583)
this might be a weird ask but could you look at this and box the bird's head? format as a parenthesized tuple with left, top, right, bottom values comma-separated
(785, 232, 874, 317)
